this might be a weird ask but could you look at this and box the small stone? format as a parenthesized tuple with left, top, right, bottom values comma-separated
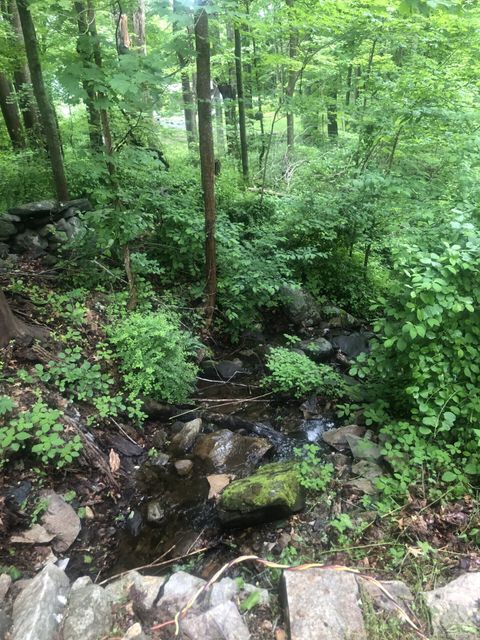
(0, 575, 12, 603)
(345, 478, 378, 495)
(122, 622, 147, 640)
(106, 571, 165, 611)
(171, 418, 203, 453)
(424, 572, 480, 639)
(147, 500, 165, 523)
(84, 506, 95, 519)
(322, 425, 366, 449)
(351, 460, 383, 479)
(40, 490, 81, 552)
(62, 577, 112, 640)
(175, 459, 193, 476)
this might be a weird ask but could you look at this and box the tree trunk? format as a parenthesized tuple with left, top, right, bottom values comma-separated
(131, 0, 146, 55)
(0, 290, 48, 347)
(213, 84, 225, 155)
(16, 0, 69, 200)
(0, 72, 25, 149)
(116, 12, 130, 54)
(217, 81, 238, 156)
(74, 0, 103, 150)
(327, 90, 338, 137)
(234, 25, 249, 182)
(195, 0, 216, 331)
(285, 0, 297, 153)
(173, 0, 197, 147)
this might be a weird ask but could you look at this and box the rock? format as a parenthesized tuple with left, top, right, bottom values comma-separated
(322, 425, 366, 449)
(351, 460, 383, 479)
(298, 338, 334, 363)
(40, 490, 81, 552)
(345, 478, 377, 495)
(0, 219, 16, 237)
(181, 601, 250, 640)
(55, 217, 76, 239)
(122, 622, 147, 639)
(126, 510, 143, 536)
(149, 452, 170, 468)
(331, 333, 371, 359)
(323, 305, 360, 329)
(39, 223, 55, 237)
(423, 573, 480, 639)
(279, 285, 323, 328)
(9, 200, 57, 218)
(58, 198, 92, 214)
(12, 230, 48, 255)
(11, 563, 70, 640)
(218, 461, 304, 527)
(345, 435, 382, 462)
(106, 570, 166, 611)
(216, 359, 245, 380)
(209, 577, 269, 608)
(0, 575, 11, 603)
(0, 212, 21, 223)
(171, 418, 203, 453)
(282, 568, 366, 640)
(193, 430, 271, 473)
(175, 459, 194, 476)
(147, 500, 165, 523)
(0, 243, 9, 259)
(157, 571, 206, 616)
(0, 608, 11, 640)
(62, 207, 77, 219)
(10, 524, 55, 544)
(62, 576, 112, 640)
(6, 480, 32, 509)
(207, 474, 234, 500)
(359, 578, 414, 616)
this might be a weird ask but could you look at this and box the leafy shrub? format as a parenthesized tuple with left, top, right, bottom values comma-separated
(109, 310, 199, 404)
(0, 397, 82, 468)
(294, 443, 334, 492)
(263, 347, 345, 399)
(353, 217, 480, 496)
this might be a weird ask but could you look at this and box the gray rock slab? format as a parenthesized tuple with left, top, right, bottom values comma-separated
(40, 490, 81, 552)
(282, 568, 366, 640)
(181, 601, 250, 640)
(62, 576, 112, 640)
(359, 577, 414, 615)
(424, 573, 480, 639)
(157, 570, 206, 616)
(0, 575, 12, 603)
(11, 563, 70, 640)
(9, 201, 57, 218)
(322, 425, 366, 448)
(106, 570, 166, 611)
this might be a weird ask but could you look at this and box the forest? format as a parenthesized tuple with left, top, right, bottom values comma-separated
(1, 0, 480, 638)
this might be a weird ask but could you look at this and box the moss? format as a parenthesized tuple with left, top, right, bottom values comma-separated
(220, 461, 302, 513)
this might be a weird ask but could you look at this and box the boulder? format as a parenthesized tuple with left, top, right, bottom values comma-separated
(171, 418, 203, 453)
(279, 285, 323, 328)
(424, 573, 480, 639)
(40, 490, 81, 552)
(0, 218, 16, 238)
(193, 429, 271, 473)
(11, 563, 70, 640)
(345, 435, 382, 463)
(203, 359, 245, 381)
(298, 338, 334, 363)
(323, 305, 360, 329)
(156, 571, 206, 616)
(0, 575, 11, 603)
(181, 601, 250, 640)
(9, 200, 57, 218)
(322, 425, 366, 449)
(175, 459, 194, 476)
(106, 570, 166, 611)
(218, 461, 304, 527)
(282, 568, 366, 640)
(12, 230, 48, 255)
(331, 333, 371, 359)
(62, 577, 112, 640)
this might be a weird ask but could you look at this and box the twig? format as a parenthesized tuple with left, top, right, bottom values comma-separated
(170, 392, 273, 418)
(110, 417, 141, 447)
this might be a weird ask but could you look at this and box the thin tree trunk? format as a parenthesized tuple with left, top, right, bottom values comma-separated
(327, 90, 338, 137)
(195, 0, 216, 331)
(116, 12, 130, 54)
(131, 0, 146, 55)
(234, 25, 249, 181)
(74, 0, 103, 150)
(213, 84, 225, 155)
(217, 81, 238, 156)
(173, 0, 197, 147)
(0, 73, 25, 149)
(0, 290, 48, 346)
(16, 0, 69, 200)
(285, 0, 297, 153)
(345, 64, 352, 107)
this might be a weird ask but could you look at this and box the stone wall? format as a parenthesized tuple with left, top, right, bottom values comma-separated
(0, 199, 90, 263)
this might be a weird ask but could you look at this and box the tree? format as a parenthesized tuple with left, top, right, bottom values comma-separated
(16, 0, 69, 200)
(195, 0, 216, 330)
(0, 290, 47, 346)
(173, 0, 198, 147)
(0, 72, 25, 149)
(285, 0, 298, 153)
(234, 22, 249, 181)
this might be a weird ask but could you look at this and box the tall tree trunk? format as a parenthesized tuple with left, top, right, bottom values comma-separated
(217, 81, 238, 156)
(195, 0, 216, 331)
(16, 0, 69, 200)
(213, 84, 225, 155)
(234, 24, 249, 181)
(285, 0, 297, 153)
(173, 0, 197, 147)
(327, 89, 338, 138)
(74, 0, 102, 150)
(131, 0, 146, 55)
(116, 12, 130, 54)
(0, 73, 25, 149)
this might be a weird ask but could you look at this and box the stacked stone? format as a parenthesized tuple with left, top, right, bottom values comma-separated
(0, 199, 90, 262)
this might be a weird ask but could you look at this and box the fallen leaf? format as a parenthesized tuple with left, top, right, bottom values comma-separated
(109, 449, 121, 473)
(207, 474, 235, 500)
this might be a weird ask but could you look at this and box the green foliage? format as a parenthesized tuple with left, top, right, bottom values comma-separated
(294, 444, 334, 492)
(353, 218, 480, 497)
(263, 347, 345, 399)
(0, 397, 82, 468)
(109, 310, 199, 404)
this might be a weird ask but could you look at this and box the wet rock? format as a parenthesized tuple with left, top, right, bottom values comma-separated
(62, 576, 112, 640)
(157, 571, 206, 616)
(149, 452, 170, 468)
(209, 577, 269, 608)
(194, 429, 271, 473)
(282, 568, 366, 640)
(106, 570, 166, 611)
(359, 578, 414, 616)
(219, 461, 304, 528)
(322, 425, 365, 449)
(323, 305, 360, 329)
(0, 218, 16, 237)
(40, 490, 81, 552)
(175, 459, 194, 476)
(423, 573, 480, 639)
(331, 333, 371, 359)
(11, 563, 70, 640)
(298, 338, 334, 363)
(122, 622, 147, 639)
(0, 575, 11, 603)
(171, 418, 203, 453)
(6, 481, 32, 510)
(126, 510, 143, 536)
(181, 601, 250, 640)
(279, 285, 323, 328)
(147, 500, 165, 523)
(345, 435, 382, 463)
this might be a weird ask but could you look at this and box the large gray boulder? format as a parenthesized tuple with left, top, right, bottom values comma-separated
(11, 563, 70, 640)
(424, 573, 480, 639)
(62, 576, 112, 640)
(280, 285, 323, 329)
(9, 200, 57, 219)
(282, 568, 366, 640)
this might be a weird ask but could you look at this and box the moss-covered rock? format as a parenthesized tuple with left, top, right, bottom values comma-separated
(218, 461, 304, 528)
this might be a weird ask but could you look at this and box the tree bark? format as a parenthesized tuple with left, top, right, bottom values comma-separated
(195, 0, 216, 331)
(234, 25, 249, 181)
(0, 290, 48, 347)
(131, 0, 146, 55)
(285, 0, 298, 153)
(217, 81, 238, 156)
(327, 89, 338, 137)
(16, 0, 69, 200)
(0, 72, 25, 149)
(213, 84, 225, 155)
(173, 0, 197, 147)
